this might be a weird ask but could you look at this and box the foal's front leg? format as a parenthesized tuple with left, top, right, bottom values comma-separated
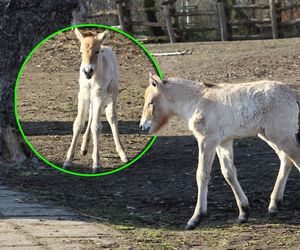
(64, 87, 90, 168)
(216, 140, 249, 223)
(91, 90, 105, 172)
(185, 136, 218, 230)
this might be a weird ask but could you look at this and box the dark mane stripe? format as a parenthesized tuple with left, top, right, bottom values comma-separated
(203, 82, 216, 88)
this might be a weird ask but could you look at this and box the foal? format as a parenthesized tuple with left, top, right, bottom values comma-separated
(140, 73, 300, 229)
(64, 29, 128, 172)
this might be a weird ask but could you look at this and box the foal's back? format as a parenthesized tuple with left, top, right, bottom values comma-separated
(206, 80, 296, 109)
(202, 80, 298, 138)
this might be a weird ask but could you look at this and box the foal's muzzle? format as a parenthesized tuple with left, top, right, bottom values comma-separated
(82, 64, 96, 79)
(140, 125, 150, 134)
(84, 68, 94, 79)
(139, 120, 152, 134)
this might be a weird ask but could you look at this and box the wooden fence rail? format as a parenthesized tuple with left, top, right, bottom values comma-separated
(230, 4, 270, 10)
(277, 3, 300, 12)
(86, 0, 300, 43)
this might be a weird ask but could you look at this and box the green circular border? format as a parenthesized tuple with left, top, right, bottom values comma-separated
(14, 24, 161, 177)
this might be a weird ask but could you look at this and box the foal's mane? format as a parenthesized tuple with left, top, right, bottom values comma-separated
(203, 82, 216, 88)
(168, 78, 216, 90)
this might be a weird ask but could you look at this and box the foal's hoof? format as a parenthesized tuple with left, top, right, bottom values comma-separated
(237, 206, 249, 224)
(185, 216, 203, 230)
(268, 207, 279, 218)
(268, 200, 281, 217)
(92, 167, 101, 173)
(81, 149, 88, 156)
(63, 161, 72, 169)
(237, 215, 248, 224)
(185, 222, 198, 230)
(185, 221, 200, 230)
(121, 155, 129, 163)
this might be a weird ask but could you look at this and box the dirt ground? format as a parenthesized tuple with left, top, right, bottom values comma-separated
(7, 35, 300, 249)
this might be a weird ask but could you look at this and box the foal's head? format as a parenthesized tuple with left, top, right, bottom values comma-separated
(139, 73, 171, 134)
(75, 28, 110, 79)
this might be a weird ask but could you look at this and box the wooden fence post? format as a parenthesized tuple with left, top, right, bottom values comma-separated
(162, 1, 176, 43)
(116, 0, 126, 30)
(217, 0, 228, 41)
(269, 0, 279, 38)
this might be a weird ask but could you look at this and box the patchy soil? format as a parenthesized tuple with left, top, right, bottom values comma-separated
(7, 36, 300, 249)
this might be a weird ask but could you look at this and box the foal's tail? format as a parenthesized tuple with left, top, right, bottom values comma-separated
(297, 101, 300, 144)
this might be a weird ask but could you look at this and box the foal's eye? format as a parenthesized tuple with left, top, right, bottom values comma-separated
(148, 101, 154, 106)
(95, 50, 99, 54)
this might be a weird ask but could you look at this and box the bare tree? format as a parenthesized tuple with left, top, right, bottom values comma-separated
(0, 0, 78, 165)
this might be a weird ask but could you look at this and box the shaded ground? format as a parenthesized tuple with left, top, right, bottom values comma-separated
(5, 37, 300, 249)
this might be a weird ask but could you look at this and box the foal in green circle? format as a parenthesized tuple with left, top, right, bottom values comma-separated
(64, 28, 128, 173)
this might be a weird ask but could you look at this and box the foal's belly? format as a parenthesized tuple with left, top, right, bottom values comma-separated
(219, 119, 264, 141)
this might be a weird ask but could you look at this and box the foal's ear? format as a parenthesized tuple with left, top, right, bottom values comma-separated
(97, 30, 110, 44)
(149, 72, 161, 88)
(74, 28, 84, 41)
(149, 72, 168, 89)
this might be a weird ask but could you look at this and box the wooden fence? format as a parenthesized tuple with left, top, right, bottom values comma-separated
(221, 0, 300, 41)
(85, 0, 300, 43)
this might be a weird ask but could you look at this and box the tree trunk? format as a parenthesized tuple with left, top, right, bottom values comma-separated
(0, 0, 78, 164)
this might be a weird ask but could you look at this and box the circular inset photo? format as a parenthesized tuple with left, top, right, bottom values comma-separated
(15, 24, 160, 176)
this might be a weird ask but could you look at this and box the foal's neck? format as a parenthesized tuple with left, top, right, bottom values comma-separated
(165, 84, 202, 122)
(92, 52, 104, 80)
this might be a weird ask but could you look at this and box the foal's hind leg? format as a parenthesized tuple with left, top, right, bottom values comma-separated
(263, 103, 300, 171)
(105, 96, 128, 163)
(81, 103, 92, 155)
(268, 152, 292, 215)
(259, 131, 299, 214)
(263, 133, 300, 171)
(216, 140, 249, 223)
